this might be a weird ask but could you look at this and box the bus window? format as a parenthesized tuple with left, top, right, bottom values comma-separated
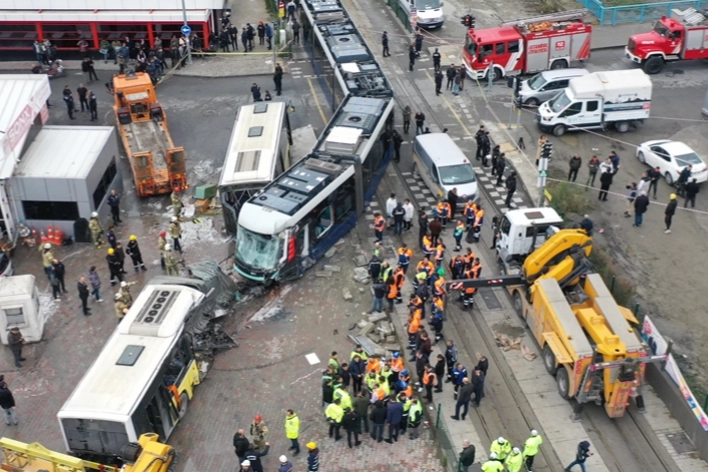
(334, 179, 355, 220)
(316, 206, 333, 238)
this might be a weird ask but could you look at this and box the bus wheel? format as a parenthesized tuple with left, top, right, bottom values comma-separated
(178, 392, 189, 419)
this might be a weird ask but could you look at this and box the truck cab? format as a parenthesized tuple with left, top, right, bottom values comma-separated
(463, 27, 522, 80)
(496, 207, 563, 274)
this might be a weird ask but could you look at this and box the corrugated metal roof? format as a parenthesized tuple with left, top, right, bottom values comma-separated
(14, 126, 114, 179)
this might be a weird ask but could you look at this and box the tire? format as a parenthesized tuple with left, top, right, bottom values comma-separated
(552, 124, 566, 137)
(665, 172, 674, 186)
(525, 97, 540, 108)
(637, 151, 646, 163)
(543, 345, 558, 375)
(643, 56, 664, 75)
(556, 367, 570, 400)
(178, 392, 189, 419)
(512, 290, 524, 319)
(550, 59, 568, 70)
(615, 121, 630, 133)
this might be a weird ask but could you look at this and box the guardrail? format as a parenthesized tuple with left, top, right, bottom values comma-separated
(577, 0, 707, 25)
(383, 0, 416, 32)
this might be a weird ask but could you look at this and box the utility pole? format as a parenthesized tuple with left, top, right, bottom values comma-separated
(537, 141, 552, 206)
(181, 0, 192, 65)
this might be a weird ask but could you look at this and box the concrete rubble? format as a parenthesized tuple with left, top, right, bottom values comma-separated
(348, 307, 399, 356)
(324, 247, 337, 258)
(353, 267, 370, 283)
(342, 288, 353, 301)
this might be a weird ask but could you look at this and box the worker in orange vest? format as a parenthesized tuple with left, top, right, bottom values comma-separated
(393, 266, 405, 303)
(422, 364, 437, 403)
(416, 256, 434, 284)
(450, 254, 466, 280)
(462, 263, 479, 309)
(421, 234, 434, 258)
(397, 244, 413, 274)
(463, 200, 477, 228)
(385, 278, 398, 313)
(373, 212, 385, 242)
(434, 275, 446, 298)
(390, 351, 404, 385)
(472, 206, 485, 243)
(463, 248, 475, 271)
(436, 199, 452, 226)
(434, 242, 445, 267)
(366, 356, 381, 375)
(407, 310, 422, 349)
(470, 258, 483, 279)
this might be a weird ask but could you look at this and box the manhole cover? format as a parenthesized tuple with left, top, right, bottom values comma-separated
(666, 431, 696, 455)
(202, 109, 217, 116)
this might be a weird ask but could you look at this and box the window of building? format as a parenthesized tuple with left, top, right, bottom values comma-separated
(4, 307, 25, 326)
(93, 158, 118, 209)
(22, 201, 79, 221)
(153, 23, 205, 48)
(41, 24, 93, 49)
(97, 24, 149, 44)
(0, 24, 39, 50)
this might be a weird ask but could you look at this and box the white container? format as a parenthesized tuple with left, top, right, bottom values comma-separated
(0, 275, 45, 344)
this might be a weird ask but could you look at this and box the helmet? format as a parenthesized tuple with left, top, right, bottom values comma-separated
(43, 243, 52, 249)
(164, 243, 172, 251)
(241, 460, 251, 466)
(171, 216, 178, 222)
(129, 235, 137, 241)
(91, 211, 98, 218)
(120, 281, 128, 287)
(670, 193, 677, 200)
(107, 248, 115, 255)
(498, 437, 505, 443)
(531, 429, 538, 436)
(489, 453, 497, 460)
(160, 231, 166, 237)
(401, 369, 409, 377)
(279, 455, 288, 463)
(306, 442, 317, 450)
(114, 293, 122, 301)
(392, 352, 400, 359)
(513, 447, 520, 454)
(254, 414, 262, 422)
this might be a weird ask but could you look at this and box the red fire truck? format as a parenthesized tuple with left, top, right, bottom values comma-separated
(461, 9, 592, 81)
(625, 8, 708, 74)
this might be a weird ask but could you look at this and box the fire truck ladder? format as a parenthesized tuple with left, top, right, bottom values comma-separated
(500, 8, 588, 26)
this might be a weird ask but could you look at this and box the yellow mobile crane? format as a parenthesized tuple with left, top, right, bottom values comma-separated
(448, 208, 667, 418)
(0, 433, 173, 472)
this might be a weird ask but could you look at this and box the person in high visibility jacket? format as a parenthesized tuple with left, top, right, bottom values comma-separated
(422, 364, 437, 403)
(373, 212, 385, 242)
(350, 345, 368, 362)
(417, 256, 435, 280)
(285, 409, 301, 455)
(385, 278, 397, 312)
(380, 261, 393, 283)
(365, 371, 378, 391)
(408, 294, 424, 313)
(434, 242, 445, 267)
(408, 397, 424, 439)
(393, 266, 405, 303)
(366, 356, 381, 374)
(523, 429, 543, 472)
(505, 447, 524, 472)
(462, 265, 477, 309)
(481, 453, 504, 472)
(373, 241, 382, 259)
(433, 275, 446, 298)
(370, 383, 387, 403)
(473, 206, 485, 230)
(397, 244, 413, 273)
(463, 248, 475, 270)
(470, 258, 483, 279)
(399, 393, 411, 435)
(324, 398, 344, 440)
(430, 298, 444, 342)
(450, 254, 466, 280)
(407, 311, 422, 348)
(490, 437, 512, 461)
(421, 234, 434, 257)
(436, 199, 451, 226)
(463, 200, 477, 228)
(379, 375, 391, 397)
(334, 386, 352, 411)
(390, 352, 404, 385)
(453, 220, 465, 251)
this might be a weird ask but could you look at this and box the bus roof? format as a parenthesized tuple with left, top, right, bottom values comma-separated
(57, 283, 204, 420)
(218, 102, 286, 188)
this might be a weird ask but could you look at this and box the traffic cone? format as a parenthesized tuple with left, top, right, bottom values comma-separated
(31, 227, 37, 239)
(54, 227, 64, 246)
(40, 230, 48, 244)
(47, 225, 54, 243)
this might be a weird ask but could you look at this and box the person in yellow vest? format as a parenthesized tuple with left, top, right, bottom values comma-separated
(40, 243, 55, 277)
(407, 397, 424, 439)
(351, 344, 368, 362)
(325, 398, 344, 441)
(481, 453, 504, 472)
(523, 429, 543, 472)
(505, 447, 524, 472)
(114, 293, 129, 322)
(490, 437, 512, 462)
(365, 371, 378, 392)
(334, 386, 352, 411)
(328, 351, 340, 372)
(284, 409, 301, 455)
(379, 376, 391, 398)
(380, 363, 393, 385)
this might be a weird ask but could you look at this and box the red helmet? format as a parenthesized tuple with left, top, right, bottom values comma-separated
(254, 414, 262, 422)
(160, 231, 166, 237)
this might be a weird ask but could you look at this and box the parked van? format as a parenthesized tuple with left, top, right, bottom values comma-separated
(410, 0, 444, 29)
(413, 133, 478, 203)
(515, 69, 589, 108)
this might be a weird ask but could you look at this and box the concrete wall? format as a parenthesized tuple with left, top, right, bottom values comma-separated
(645, 363, 708, 462)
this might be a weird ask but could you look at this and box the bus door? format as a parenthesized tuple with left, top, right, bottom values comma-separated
(221, 187, 259, 236)
(145, 389, 173, 440)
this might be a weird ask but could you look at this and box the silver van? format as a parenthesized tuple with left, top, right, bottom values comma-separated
(515, 68, 589, 108)
(413, 133, 478, 203)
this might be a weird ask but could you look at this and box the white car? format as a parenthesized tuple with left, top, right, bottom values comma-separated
(635, 140, 708, 185)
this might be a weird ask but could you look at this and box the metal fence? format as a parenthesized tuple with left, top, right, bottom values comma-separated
(577, 0, 708, 25)
(382, 0, 415, 32)
(434, 403, 463, 472)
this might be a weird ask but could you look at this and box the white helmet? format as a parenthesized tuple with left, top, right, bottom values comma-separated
(279, 455, 288, 463)
(43, 243, 52, 249)
(164, 243, 172, 251)
(120, 281, 128, 287)
(513, 447, 520, 454)
(171, 216, 178, 222)
(241, 460, 251, 466)
(91, 211, 98, 218)
(531, 429, 538, 436)
(489, 452, 497, 460)
(114, 293, 122, 300)
(498, 437, 505, 443)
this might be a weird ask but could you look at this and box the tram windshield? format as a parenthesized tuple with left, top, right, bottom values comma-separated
(235, 226, 281, 271)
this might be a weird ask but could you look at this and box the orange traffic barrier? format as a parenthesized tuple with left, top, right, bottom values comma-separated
(40, 230, 48, 244)
(47, 225, 54, 243)
(53, 227, 64, 245)
(31, 227, 37, 239)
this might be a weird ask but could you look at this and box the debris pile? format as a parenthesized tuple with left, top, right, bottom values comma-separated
(494, 332, 537, 361)
(349, 312, 400, 358)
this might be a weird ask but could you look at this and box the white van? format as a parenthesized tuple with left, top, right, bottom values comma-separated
(515, 69, 589, 108)
(411, 0, 444, 29)
(413, 133, 478, 202)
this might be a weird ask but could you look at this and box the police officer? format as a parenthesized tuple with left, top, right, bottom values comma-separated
(432, 47, 441, 70)
(126, 235, 147, 271)
(164, 244, 179, 276)
(169, 216, 183, 253)
(325, 398, 344, 440)
(107, 189, 122, 225)
(506, 447, 524, 472)
(88, 212, 104, 248)
(434, 69, 443, 96)
(381, 31, 390, 57)
(408, 44, 416, 72)
(490, 437, 512, 462)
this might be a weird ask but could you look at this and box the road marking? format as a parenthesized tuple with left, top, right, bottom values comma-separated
(306, 77, 328, 126)
(424, 70, 471, 136)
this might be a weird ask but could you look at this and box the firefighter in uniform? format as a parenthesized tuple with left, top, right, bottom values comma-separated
(106, 248, 124, 285)
(169, 216, 183, 253)
(88, 212, 104, 248)
(250, 415, 269, 450)
(119, 280, 137, 305)
(397, 244, 413, 274)
(158, 231, 168, 270)
(164, 243, 180, 276)
(114, 293, 129, 322)
(126, 235, 147, 271)
(171, 188, 183, 218)
(40, 243, 55, 278)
